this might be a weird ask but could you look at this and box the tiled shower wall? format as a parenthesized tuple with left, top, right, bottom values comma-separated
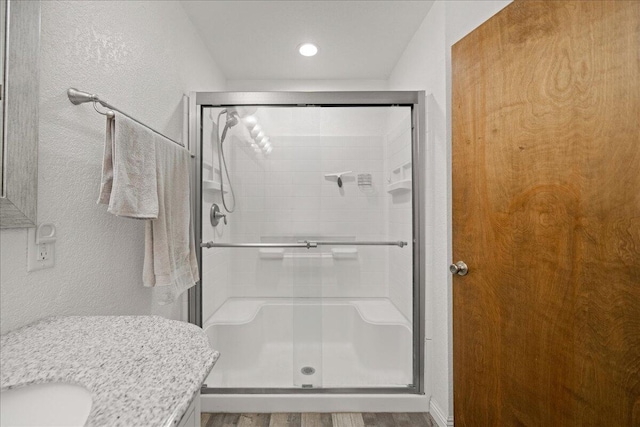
(229, 134, 388, 299)
(202, 108, 413, 322)
(201, 112, 235, 322)
(384, 109, 414, 321)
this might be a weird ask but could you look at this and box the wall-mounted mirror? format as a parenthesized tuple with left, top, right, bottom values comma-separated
(0, 0, 40, 228)
(1, 0, 5, 194)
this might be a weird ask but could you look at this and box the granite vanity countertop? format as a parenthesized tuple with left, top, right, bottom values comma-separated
(0, 316, 219, 427)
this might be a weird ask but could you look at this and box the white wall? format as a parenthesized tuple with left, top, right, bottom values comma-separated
(388, 1, 511, 426)
(0, 0, 225, 334)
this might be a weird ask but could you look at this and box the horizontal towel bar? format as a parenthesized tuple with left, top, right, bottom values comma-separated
(67, 88, 184, 147)
(200, 240, 407, 249)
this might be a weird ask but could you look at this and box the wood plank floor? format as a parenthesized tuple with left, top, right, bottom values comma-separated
(201, 412, 437, 427)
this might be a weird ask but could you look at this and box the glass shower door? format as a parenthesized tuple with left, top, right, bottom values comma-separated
(199, 102, 417, 392)
(292, 246, 324, 389)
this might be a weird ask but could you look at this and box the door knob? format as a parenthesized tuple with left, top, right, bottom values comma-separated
(450, 261, 468, 276)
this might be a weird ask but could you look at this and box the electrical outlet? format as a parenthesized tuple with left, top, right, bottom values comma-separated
(38, 243, 50, 261)
(27, 228, 55, 272)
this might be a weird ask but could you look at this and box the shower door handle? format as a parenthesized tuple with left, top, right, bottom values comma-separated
(200, 242, 318, 249)
(450, 261, 469, 276)
(297, 240, 408, 247)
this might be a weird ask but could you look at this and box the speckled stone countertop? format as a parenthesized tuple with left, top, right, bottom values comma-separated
(0, 316, 219, 427)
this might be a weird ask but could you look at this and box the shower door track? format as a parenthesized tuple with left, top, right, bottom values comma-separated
(201, 387, 419, 395)
(188, 91, 426, 396)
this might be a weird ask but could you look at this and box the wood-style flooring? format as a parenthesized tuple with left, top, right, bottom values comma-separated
(201, 412, 437, 427)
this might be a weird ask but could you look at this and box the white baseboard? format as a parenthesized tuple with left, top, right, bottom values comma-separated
(429, 398, 453, 427)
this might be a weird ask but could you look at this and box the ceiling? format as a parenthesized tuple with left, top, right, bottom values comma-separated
(180, 1, 434, 80)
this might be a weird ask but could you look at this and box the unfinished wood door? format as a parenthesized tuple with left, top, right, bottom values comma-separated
(452, 1, 640, 426)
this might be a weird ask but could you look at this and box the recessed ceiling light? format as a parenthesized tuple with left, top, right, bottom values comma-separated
(298, 43, 318, 57)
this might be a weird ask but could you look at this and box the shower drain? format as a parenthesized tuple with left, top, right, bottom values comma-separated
(301, 366, 316, 375)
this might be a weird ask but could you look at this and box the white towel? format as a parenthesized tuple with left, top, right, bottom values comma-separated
(98, 113, 199, 304)
(98, 114, 159, 219)
(142, 135, 199, 305)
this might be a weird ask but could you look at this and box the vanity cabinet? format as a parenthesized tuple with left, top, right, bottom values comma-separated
(177, 391, 201, 427)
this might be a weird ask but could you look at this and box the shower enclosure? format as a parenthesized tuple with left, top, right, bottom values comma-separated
(189, 92, 425, 396)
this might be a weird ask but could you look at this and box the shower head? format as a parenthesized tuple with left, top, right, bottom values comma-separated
(226, 106, 258, 125)
(225, 108, 240, 127)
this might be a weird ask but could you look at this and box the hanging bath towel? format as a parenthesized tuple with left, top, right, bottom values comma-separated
(98, 114, 159, 218)
(142, 134, 200, 305)
(98, 113, 199, 304)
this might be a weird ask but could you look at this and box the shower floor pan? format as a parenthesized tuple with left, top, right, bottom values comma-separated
(203, 298, 413, 389)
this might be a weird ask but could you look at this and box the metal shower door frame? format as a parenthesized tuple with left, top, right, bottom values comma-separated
(188, 91, 426, 395)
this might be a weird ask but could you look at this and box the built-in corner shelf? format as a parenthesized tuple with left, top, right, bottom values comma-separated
(387, 161, 412, 194)
(203, 180, 228, 194)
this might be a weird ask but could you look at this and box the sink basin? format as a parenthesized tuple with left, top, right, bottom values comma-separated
(0, 383, 92, 427)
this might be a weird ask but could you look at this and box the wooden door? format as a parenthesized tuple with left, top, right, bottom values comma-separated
(452, 1, 640, 426)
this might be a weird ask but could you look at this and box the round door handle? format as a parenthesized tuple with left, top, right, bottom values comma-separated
(450, 261, 469, 276)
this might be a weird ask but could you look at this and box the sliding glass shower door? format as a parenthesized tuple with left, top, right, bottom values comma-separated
(193, 92, 424, 393)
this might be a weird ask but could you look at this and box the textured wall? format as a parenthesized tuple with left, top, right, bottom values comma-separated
(0, 0, 225, 334)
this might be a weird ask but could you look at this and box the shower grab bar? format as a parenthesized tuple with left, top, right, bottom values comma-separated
(200, 240, 407, 249)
